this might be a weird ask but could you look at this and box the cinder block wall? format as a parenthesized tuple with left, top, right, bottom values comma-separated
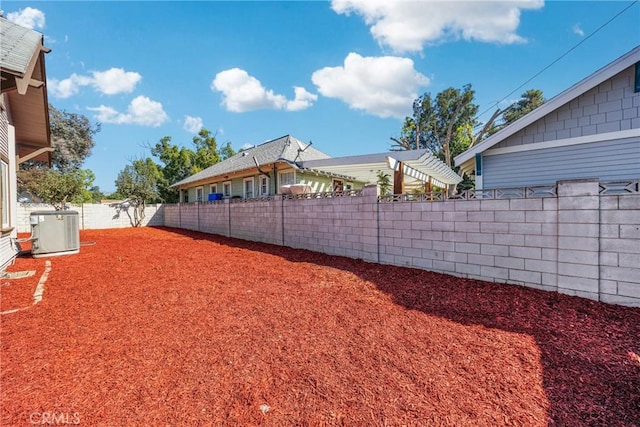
(283, 189, 378, 262)
(599, 192, 640, 305)
(378, 195, 560, 292)
(230, 199, 282, 246)
(157, 180, 637, 307)
(200, 202, 230, 237)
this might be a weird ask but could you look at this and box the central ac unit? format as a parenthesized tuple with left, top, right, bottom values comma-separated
(30, 211, 80, 258)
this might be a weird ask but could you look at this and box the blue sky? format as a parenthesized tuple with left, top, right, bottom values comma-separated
(3, 1, 639, 193)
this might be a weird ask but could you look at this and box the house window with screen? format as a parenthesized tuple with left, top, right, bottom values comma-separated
(196, 186, 204, 202)
(223, 181, 232, 197)
(209, 184, 217, 195)
(259, 176, 269, 196)
(0, 161, 8, 230)
(243, 177, 254, 199)
(279, 171, 295, 186)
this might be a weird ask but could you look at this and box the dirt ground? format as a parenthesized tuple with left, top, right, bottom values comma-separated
(1, 227, 638, 426)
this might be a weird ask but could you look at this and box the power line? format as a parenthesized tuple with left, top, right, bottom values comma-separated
(478, 0, 639, 121)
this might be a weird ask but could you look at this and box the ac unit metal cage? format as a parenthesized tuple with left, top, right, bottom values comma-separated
(30, 211, 80, 258)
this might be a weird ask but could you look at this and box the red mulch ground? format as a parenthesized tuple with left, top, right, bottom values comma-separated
(1, 227, 638, 426)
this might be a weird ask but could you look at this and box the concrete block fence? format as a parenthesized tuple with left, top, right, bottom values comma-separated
(163, 179, 639, 307)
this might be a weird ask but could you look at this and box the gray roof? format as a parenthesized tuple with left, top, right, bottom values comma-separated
(0, 17, 44, 76)
(172, 134, 331, 187)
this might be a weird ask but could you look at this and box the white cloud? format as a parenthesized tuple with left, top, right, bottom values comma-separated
(49, 74, 93, 98)
(211, 68, 317, 112)
(88, 96, 168, 127)
(48, 67, 141, 98)
(183, 115, 204, 133)
(572, 23, 585, 37)
(311, 52, 429, 118)
(7, 7, 45, 30)
(91, 68, 142, 95)
(331, 0, 544, 53)
(286, 87, 319, 111)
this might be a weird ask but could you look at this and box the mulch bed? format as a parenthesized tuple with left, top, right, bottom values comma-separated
(1, 227, 638, 426)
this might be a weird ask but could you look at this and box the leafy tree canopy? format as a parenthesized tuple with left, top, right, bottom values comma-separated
(392, 84, 479, 168)
(19, 168, 96, 210)
(49, 104, 101, 171)
(149, 128, 235, 202)
(19, 105, 101, 205)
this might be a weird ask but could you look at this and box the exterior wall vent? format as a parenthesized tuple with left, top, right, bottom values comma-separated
(30, 211, 80, 258)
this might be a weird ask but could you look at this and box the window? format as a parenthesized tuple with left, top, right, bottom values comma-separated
(635, 62, 640, 93)
(196, 186, 204, 202)
(243, 177, 254, 199)
(1, 161, 8, 229)
(259, 176, 270, 196)
(223, 181, 232, 197)
(209, 184, 217, 195)
(279, 171, 295, 186)
(332, 179, 344, 193)
(181, 190, 188, 203)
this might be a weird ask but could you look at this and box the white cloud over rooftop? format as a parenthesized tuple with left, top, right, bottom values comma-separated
(6, 7, 45, 30)
(331, 0, 544, 53)
(311, 52, 429, 119)
(211, 68, 317, 112)
(88, 95, 168, 127)
(49, 67, 142, 98)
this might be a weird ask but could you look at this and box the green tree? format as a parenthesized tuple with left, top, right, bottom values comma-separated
(114, 158, 162, 226)
(150, 128, 233, 202)
(19, 105, 101, 204)
(503, 89, 545, 126)
(376, 170, 392, 195)
(21, 168, 95, 210)
(48, 104, 101, 171)
(482, 89, 545, 139)
(391, 84, 479, 168)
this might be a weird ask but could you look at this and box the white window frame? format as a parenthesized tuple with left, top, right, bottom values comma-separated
(209, 184, 217, 195)
(243, 177, 254, 199)
(279, 171, 295, 186)
(259, 176, 270, 196)
(223, 181, 232, 197)
(1, 161, 8, 229)
(195, 186, 204, 203)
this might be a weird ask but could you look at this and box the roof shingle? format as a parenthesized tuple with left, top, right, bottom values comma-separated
(172, 135, 330, 187)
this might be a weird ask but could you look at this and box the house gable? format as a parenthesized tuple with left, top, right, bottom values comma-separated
(492, 64, 638, 150)
(455, 46, 640, 175)
(455, 46, 640, 188)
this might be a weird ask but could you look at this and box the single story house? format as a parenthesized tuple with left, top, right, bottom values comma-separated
(172, 134, 461, 201)
(455, 45, 640, 189)
(0, 17, 52, 271)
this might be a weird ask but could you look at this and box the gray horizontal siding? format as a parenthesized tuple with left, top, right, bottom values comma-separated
(483, 137, 640, 188)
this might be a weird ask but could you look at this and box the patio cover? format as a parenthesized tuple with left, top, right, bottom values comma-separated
(299, 149, 462, 188)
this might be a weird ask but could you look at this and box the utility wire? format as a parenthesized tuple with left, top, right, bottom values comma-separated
(478, 0, 639, 121)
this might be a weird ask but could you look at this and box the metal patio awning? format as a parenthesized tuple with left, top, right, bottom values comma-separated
(300, 149, 462, 188)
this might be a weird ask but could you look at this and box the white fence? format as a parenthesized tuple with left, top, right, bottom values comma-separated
(16, 203, 164, 232)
